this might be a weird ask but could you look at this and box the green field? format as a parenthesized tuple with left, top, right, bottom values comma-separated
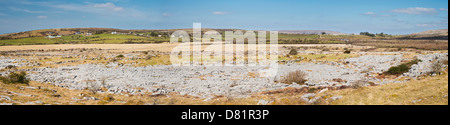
(0, 37, 57, 45)
(0, 34, 171, 46)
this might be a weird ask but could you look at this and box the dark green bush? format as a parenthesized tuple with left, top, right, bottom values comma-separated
(386, 64, 409, 75)
(289, 49, 298, 55)
(0, 71, 30, 85)
(344, 50, 351, 54)
(116, 54, 125, 58)
(385, 58, 421, 75)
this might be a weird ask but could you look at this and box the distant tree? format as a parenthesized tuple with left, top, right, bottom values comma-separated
(321, 32, 327, 35)
(360, 32, 375, 37)
(376, 32, 386, 37)
(150, 32, 157, 37)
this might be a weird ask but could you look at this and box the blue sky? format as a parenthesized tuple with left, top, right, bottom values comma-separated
(0, 0, 448, 34)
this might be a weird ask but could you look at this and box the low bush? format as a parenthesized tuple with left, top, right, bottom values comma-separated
(116, 54, 125, 58)
(430, 59, 447, 75)
(385, 58, 421, 75)
(344, 50, 351, 54)
(281, 70, 307, 85)
(0, 71, 30, 85)
(386, 64, 409, 75)
(350, 79, 368, 89)
(5, 65, 16, 69)
(289, 49, 298, 55)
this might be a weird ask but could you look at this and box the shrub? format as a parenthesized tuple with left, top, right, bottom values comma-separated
(430, 60, 445, 75)
(385, 58, 421, 75)
(5, 65, 16, 69)
(350, 79, 368, 89)
(0, 72, 30, 85)
(116, 54, 125, 58)
(289, 48, 298, 55)
(386, 64, 409, 75)
(281, 70, 307, 85)
(145, 55, 154, 60)
(110, 54, 125, 62)
(103, 94, 115, 102)
(343, 50, 351, 54)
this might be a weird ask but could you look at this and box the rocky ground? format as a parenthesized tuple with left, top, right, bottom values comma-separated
(1, 51, 447, 100)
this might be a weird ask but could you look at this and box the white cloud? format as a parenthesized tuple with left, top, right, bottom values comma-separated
(362, 12, 394, 17)
(47, 2, 147, 18)
(212, 11, 228, 15)
(364, 12, 375, 15)
(92, 2, 123, 12)
(52, 2, 123, 12)
(415, 19, 448, 28)
(10, 7, 43, 13)
(416, 24, 429, 27)
(390, 7, 437, 15)
(37, 16, 47, 19)
(162, 13, 170, 17)
(440, 8, 448, 12)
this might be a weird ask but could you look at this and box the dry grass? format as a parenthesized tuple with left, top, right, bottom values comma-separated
(280, 70, 307, 85)
(352, 40, 448, 50)
(322, 74, 448, 105)
(1, 73, 447, 105)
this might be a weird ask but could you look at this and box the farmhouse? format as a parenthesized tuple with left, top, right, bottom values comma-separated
(85, 32, 93, 36)
(46, 35, 55, 38)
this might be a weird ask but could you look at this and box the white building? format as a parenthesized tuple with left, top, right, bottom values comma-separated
(85, 32, 93, 36)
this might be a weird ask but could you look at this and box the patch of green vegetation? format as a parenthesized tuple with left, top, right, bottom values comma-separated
(0, 37, 58, 46)
(385, 58, 422, 75)
(344, 50, 351, 54)
(0, 72, 30, 85)
(0, 33, 171, 45)
(289, 48, 298, 55)
(116, 54, 125, 58)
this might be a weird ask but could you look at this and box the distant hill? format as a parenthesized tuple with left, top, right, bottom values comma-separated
(0, 28, 127, 39)
(0, 28, 242, 40)
(278, 30, 348, 35)
(410, 29, 448, 35)
(399, 29, 448, 40)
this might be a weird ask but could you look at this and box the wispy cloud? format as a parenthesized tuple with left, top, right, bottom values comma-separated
(92, 2, 124, 12)
(416, 19, 448, 27)
(363, 12, 375, 15)
(17, 1, 147, 19)
(51, 2, 124, 13)
(440, 8, 448, 12)
(0, 13, 6, 16)
(416, 24, 434, 27)
(10, 7, 43, 13)
(395, 19, 409, 23)
(390, 7, 437, 15)
(362, 12, 394, 17)
(162, 13, 171, 17)
(37, 16, 47, 19)
(212, 11, 228, 15)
